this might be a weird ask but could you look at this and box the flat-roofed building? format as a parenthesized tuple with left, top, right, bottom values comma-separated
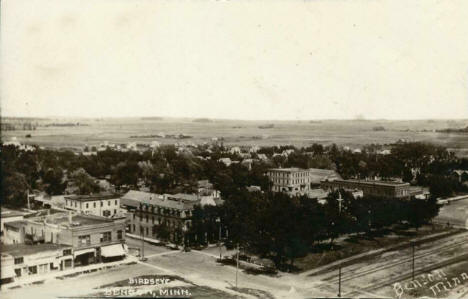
(3, 220, 28, 245)
(267, 168, 341, 196)
(16, 213, 126, 266)
(321, 179, 418, 199)
(64, 193, 121, 218)
(1, 208, 28, 233)
(0, 243, 73, 285)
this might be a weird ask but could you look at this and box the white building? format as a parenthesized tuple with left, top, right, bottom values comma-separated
(64, 194, 122, 218)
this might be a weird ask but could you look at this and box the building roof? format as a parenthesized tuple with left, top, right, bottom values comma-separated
(64, 193, 119, 202)
(42, 213, 114, 227)
(269, 167, 306, 172)
(121, 190, 199, 211)
(1, 243, 71, 257)
(1, 208, 27, 218)
(4, 220, 28, 229)
(308, 169, 341, 184)
(327, 179, 410, 187)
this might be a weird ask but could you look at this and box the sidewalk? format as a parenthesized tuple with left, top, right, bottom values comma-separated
(300, 229, 465, 277)
(2, 255, 138, 290)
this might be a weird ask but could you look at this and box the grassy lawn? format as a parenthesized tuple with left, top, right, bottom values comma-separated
(293, 224, 461, 273)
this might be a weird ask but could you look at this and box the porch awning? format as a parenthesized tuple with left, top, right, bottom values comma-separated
(101, 244, 125, 258)
(74, 248, 95, 258)
(1, 266, 16, 279)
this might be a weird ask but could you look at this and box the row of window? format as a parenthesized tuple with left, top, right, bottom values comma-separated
(138, 205, 189, 217)
(66, 199, 119, 209)
(77, 230, 123, 245)
(272, 178, 309, 185)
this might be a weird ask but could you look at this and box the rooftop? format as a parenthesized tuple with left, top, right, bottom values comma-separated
(43, 213, 113, 227)
(121, 190, 199, 210)
(64, 193, 119, 202)
(4, 220, 28, 229)
(269, 167, 308, 172)
(1, 243, 71, 257)
(329, 179, 410, 187)
(1, 208, 27, 218)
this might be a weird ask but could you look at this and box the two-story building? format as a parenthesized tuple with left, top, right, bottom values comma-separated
(6, 212, 127, 266)
(321, 179, 419, 199)
(64, 193, 121, 218)
(267, 167, 341, 197)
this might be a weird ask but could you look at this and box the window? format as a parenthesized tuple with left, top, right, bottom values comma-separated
(145, 227, 148, 235)
(114, 209, 116, 214)
(38, 263, 48, 274)
(78, 235, 91, 245)
(133, 213, 136, 219)
(101, 201, 103, 207)
(74, 202, 77, 207)
(108, 200, 111, 206)
(146, 215, 148, 222)
(86, 203, 89, 209)
(28, 266, 37, 274)
(100, 231, 112, 242)
(115, 200, 118, 205)
(64, 259, 72, 268)
(63, 249, 72, 256)
(94, 202, 96, 208)
(117, 230, 123, 240)
(14, 257, 24, 264)
(14, 269, 21, 277)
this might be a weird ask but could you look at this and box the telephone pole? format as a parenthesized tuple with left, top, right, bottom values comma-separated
(411, 242, 415, 280)
(338, 265, 342, 297)
(235, 243, 239, 289)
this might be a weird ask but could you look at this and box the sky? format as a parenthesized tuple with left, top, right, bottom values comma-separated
(1, 0, 468, 120)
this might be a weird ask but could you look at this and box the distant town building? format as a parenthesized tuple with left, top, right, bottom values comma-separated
(267, 168, 341, 197)
(64, 193, 122, 218)
(218, 157, 232, 166)
(230, 146, 241, 155)
(321, 179, 420, 199)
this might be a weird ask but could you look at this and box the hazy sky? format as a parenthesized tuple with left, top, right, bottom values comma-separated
(2, 0, 468, 120)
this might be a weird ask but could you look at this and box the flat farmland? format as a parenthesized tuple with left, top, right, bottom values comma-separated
(2, 118, 468, 156)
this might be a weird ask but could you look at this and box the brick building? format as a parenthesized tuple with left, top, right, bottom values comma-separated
(321, 179, 418, 199)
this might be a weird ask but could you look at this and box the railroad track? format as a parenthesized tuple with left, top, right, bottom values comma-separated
(345, 253, 468, 297)
(324, 238, 468, 284)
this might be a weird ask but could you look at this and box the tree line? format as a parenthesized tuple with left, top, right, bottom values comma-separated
(189, 190, 440, 271)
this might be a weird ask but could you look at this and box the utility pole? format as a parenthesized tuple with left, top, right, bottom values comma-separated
(140, 207, 146, 261)
(27, 190, 31, 210)
(216, 217, 222, 259)
(235, 243, 239, 289)
(411, 242, 415, 281)
(338, 265, 342, 297)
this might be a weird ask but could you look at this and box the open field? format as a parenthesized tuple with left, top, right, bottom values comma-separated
(2, 118, 468, 157)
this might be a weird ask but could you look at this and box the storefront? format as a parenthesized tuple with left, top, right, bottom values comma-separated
(100, 244, 126, 262)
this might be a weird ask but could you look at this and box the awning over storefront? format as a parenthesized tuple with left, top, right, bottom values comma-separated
(73, 248, 95, 258)
(101, 244, 126, 258)
(1, 266, 16, 279)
